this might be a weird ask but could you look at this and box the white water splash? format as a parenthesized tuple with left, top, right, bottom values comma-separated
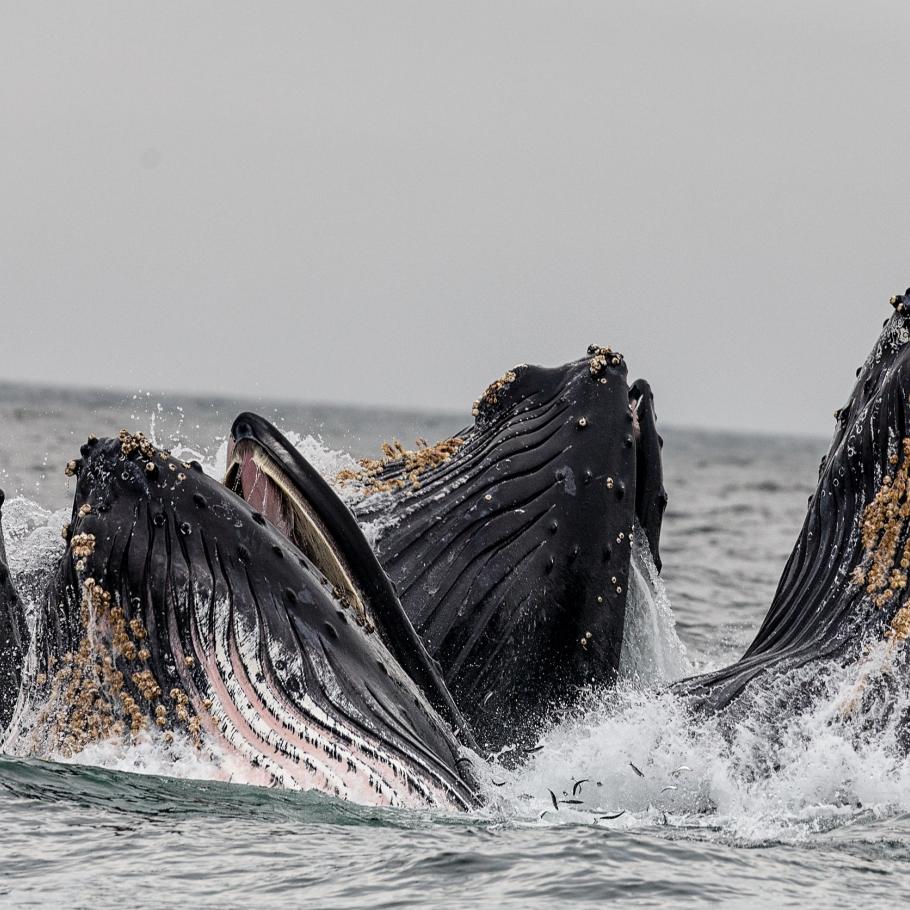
(619, 521, 690, 685)
(478, 639, 910, 844)
(59, 731, 229, 783)
(170, 429, 361, 487)
(2, 496, 69, 634)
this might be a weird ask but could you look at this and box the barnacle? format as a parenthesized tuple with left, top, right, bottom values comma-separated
(337, 436, 465, 497)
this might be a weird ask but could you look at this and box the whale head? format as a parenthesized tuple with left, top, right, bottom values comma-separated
(14, 433, 478, 808)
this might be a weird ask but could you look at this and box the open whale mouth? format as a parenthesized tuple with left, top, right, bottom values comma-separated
(225, 437, 368, 624)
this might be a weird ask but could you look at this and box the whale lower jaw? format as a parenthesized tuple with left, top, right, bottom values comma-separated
(189, 595, 464, 807)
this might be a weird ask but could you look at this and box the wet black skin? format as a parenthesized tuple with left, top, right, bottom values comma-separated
(679, 298, 910, 711)
(0, 490, 27, 731)
(232, 349, 668, 753)
(23, 438, 478, 807)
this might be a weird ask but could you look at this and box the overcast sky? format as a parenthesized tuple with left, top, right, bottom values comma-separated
(2, 2, 910, 436)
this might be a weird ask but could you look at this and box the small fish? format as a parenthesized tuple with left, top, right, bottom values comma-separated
(488, 744, 518, 762)
(559, 798, 584, 805)
(671, 766, 692, 777)
(524, 744, 545, 754)
(572, 778, 589, 796)
(660, 785, 678, 793)
(599, 810, 625, 820)
(491, 780, 507, 787)
(548, 789, 559, 811)
(482, 691, 494, 705)
(629, 762, 644, 778)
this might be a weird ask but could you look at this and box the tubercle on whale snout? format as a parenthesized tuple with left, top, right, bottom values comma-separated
(16, 434, 479, 810)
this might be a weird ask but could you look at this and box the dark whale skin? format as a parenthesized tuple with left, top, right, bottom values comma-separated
(343, 347, 668, 751)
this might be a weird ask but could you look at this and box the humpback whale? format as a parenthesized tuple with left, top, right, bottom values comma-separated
(7, 434, 478, 809)
(680, 295, 910, 714)
(228, 347, 668, 752)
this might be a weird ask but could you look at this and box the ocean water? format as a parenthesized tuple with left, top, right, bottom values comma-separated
(1, 380, 907, 908)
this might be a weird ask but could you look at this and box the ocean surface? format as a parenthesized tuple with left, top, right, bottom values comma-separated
(1, 380, 907, 908)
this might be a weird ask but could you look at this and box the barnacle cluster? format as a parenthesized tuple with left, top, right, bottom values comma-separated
(337, 436, 464, 497)
(118, 429, 159, 459)
(588, 344, 623, 377)
(888, 603, 910, 642)
(331, 584, 374, 634)
(117, 430, 192, 481)
(32, 574, 204, 756)
(854, 436, 910, 641)
(70, 533, 96, 559)
(131, 669, 162, 701)
(471, 369, 518, 418)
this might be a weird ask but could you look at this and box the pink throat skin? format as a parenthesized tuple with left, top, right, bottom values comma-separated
(231, 445, 294, 540)
(215, 440, 466, 809)
(157, 569, 463, 809)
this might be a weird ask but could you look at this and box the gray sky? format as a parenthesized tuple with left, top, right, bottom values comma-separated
(2, 1, 909, 436)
